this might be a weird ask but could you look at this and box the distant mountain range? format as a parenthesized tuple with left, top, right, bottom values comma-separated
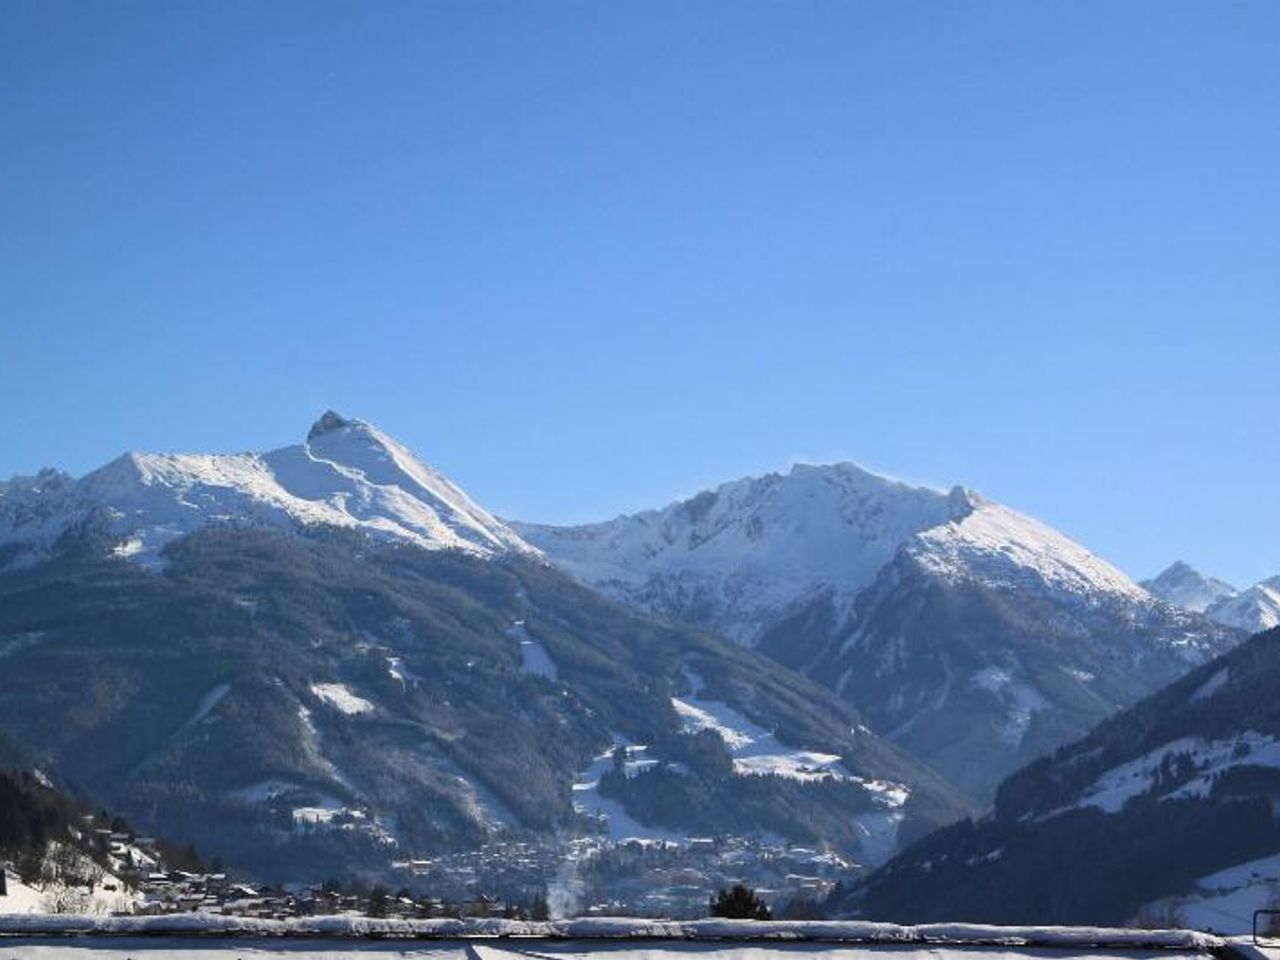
(0, 411, 1256, 892)
(0, 413, 970, 884)
(838, 624, 1280, 931)
(1143, 561, 1280, 634)
(519, 468, 1237, 800)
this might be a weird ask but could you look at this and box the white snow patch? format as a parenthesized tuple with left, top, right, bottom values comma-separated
(1072, 732, 1280, 815)
(912, 500, 1152, 605)
(310, 682, 375, 716)
(671, 695, 846, 782)
(1138, 850, 1280, 933)
(571, 738, 690, 843)
(510, 620, 558, 680)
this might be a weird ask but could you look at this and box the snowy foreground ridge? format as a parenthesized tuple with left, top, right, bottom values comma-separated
(0, 915, 1229, 948)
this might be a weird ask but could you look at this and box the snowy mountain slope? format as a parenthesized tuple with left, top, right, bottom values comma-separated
(905, 493, 1152, 604)
(1142, 561, 1280, 635)
(1204, 578, 1280, 633)
(839, 625, 1280, 928)
(1140, 562, 1237, 614)
(514, 464, 967, 644)
(521, 468, 1236, 802)
(0, 411, 535, 568)
(0, 521, 972, 885)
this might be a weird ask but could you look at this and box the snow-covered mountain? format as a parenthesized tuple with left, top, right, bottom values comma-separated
(0, 420, 978, 885)
(0, 411, 536, 568)
(1142, 561, 1280, 634)
(518, 465, 1238, 801)
(1203, 578, 1280, 633)
(1140, 562, 1237, 614)
(517, 467, 1161, 646)
(515, 464, 967, 644)
(840, 625, 1280, 930)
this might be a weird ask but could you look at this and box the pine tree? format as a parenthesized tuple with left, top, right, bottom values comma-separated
(709, 883, 771, 920)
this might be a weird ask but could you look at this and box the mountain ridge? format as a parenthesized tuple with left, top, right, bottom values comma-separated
(0, 411, 537, 569)
(837, 624, 1280, 929)
(0, 415, 976, 894)
(1143, 560, 1280, 634)
(519, 463, 1238, 801)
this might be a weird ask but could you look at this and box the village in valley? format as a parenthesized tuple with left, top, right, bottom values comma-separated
(0, 808, 849, 921)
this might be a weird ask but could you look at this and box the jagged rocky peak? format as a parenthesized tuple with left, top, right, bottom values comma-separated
(307, 409, 351, 440)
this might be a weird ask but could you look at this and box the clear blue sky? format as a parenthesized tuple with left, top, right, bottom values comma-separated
(2, 2, 1278, 586)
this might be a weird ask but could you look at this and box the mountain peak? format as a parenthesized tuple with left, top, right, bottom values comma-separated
(1141, 561, 1237, 613)
(0, 414, 537, 568)
(307, 409, 353, 441)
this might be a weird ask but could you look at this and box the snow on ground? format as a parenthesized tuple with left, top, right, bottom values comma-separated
(291, 800, 362, 826)
(1071, 731, 1280, 815)
(1207, 579, 1280, 633)
(571, 738, 690, 844)
(514, 462, 963, 644)
(667, 684, 908, 864)
(509, 620, 558, 680)
(225, 780, 364, 831)
(310, 683, 375, 716)
(671, 694, 850, 782)
(1137, 850, 1280, 933)
(0, 864, 141, 917)
(971, 667, 1048, 746)
(910, 499, 1152, 604)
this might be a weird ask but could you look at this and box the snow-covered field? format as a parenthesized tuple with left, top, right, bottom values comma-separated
(0, 868, 140, 917)
(1137, 850, 1280, 934)
(671, 695, 849, 782)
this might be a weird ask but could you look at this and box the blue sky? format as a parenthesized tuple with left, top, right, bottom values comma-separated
(2, 1, 1277, 586)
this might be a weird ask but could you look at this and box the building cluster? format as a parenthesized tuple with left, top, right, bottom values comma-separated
(3, 815, 845, 920)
